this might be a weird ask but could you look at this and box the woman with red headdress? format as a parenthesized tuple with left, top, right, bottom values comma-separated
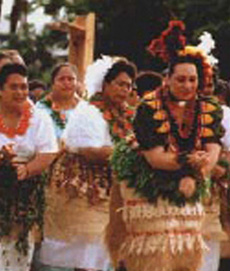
(107, 21, 224, 271)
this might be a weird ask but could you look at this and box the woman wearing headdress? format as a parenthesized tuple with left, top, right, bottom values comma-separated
(106, 21, 224, 271)
(0, 63, 58, 271)
(38, 56, 137, 271)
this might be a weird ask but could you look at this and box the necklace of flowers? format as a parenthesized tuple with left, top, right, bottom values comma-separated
(40, 95, 72, 130)
(0, 101, 32, 138)
(90, 92, 135, 143)
(164, 98, 201, 152)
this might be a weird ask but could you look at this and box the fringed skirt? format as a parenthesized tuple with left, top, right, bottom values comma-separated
(106, 183, 206, 271)
(39, 151, 112, 270)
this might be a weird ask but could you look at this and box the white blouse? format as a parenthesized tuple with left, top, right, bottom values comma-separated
(0, 108, 58, 161)
(62, 101, 113, 150)
(221, 105, 230, 151)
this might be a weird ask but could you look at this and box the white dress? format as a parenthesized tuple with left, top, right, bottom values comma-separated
(39, 103, 112, 270)
(0, 108, 58, 271)
(200, 104, 230, 271)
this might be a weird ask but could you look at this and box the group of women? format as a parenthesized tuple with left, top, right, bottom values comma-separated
(0, 20, 229, 271)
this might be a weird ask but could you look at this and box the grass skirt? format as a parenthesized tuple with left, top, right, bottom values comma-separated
(106, 182, 206, 271)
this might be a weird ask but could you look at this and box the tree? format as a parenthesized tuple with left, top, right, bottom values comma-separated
(2, 0, 230, 79)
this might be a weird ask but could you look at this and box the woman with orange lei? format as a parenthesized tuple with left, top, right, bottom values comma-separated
(0, 63, 58, 271)
(38, 56, 136, 271)
(107, 21, 224, 271)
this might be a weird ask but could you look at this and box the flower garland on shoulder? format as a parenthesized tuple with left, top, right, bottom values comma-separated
(39, 96, 67, 130)
(0, 101, 32, 138)
(90, 92, 135, 143)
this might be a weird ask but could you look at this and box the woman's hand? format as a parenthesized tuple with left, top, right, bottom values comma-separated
(1, 143, 16, 161)
(14, 163, 28, 181)
(179, 176, 196, 198)
(187, 151, 210, 169)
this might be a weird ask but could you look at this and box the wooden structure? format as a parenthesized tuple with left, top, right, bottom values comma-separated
(46, 13, 95, 82)
(68, 13, 95, 82)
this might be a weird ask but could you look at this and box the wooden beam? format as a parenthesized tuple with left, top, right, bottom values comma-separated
(68, 13, 95, 82)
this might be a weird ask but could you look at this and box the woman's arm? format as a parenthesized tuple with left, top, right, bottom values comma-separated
(203, 143, 222, 175)
(142, 146, 181, 171)
(16, 153, 56, 180)
(78, 146, 113, 164)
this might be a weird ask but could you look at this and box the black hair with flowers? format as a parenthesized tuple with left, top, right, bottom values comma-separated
(147, 20, 211, 91)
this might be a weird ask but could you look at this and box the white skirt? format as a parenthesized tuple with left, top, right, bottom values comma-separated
(0, 236, 34, 271)
(39, 236, 110, 270)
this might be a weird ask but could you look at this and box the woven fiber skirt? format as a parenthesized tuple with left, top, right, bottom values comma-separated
(106, 182, 206, 271)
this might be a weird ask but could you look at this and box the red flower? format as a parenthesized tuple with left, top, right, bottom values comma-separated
(103, 110, 113, 121)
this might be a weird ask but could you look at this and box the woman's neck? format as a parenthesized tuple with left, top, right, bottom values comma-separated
(49, 92, 79, 110)
(0, 101, 23, 117)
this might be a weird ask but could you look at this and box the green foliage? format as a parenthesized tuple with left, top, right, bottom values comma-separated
(1, 22, 68, 83)
(3, 0, 230, 79)
(0, 150, 46, 255)
(111, 139, 210, 206)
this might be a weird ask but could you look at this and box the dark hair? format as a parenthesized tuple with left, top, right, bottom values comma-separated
(135, 71, 163, 97)
(215, 79, 230, 107)
(104, 60, 137, 84)
(51, 62, 78, 84)
(0, 63, 27, 89)
(29, 79, 47, 92)
(168, 55, 204, 90)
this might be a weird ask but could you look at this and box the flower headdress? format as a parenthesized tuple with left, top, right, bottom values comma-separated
(147, 20, 213, 90)
(197, 31, 218, 67)
(85, 55, 122, 98)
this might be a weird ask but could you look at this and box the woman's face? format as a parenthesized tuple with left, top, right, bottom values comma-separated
(52, 66, 77, 97)
(1, 73, 28, 108)
(168, 63, 198, 101)
(103, 72, 133, 105)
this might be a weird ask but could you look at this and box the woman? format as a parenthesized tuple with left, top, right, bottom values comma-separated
(36, 62, 84, 140)
(0, 63, 58, 271)
(107, 21, 224, 271)
(37, 56, 137, 271)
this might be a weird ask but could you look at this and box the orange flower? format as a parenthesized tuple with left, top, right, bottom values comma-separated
(201, 102, 217, 113)
(153, 110, 166, 120)
(125, 109, 135, 117)
(157, 121, 170, 133)
(0, 101, 32, 138)
(59, 113, 66, 121)
(201, 114, 214, 125)
(146, 99, 161, 110)
(201, 127, 214, 137)
(112, 122, 120, 135)
(103, 110, 113, 120)
(124, 121, 132, 130)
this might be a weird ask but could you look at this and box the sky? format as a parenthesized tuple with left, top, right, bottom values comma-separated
(0, 0, 53, 33)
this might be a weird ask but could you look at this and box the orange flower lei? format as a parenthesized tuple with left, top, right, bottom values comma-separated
(90, 93, 134, 142)
(0, 101, 32, 138)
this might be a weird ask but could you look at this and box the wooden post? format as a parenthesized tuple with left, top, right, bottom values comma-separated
(68, 13, 95, 82)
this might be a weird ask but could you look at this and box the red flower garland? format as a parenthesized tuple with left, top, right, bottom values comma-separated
(0, 102, 32, 138)
(90, 93, 135, 142)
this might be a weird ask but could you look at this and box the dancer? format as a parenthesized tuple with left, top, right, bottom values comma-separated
(107, 21, 224, 271)
(38, 56, 136, 271)
(0, 63, 57, 271)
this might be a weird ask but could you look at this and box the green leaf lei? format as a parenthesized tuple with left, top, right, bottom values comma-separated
(0, 150, 46, 255)
(39, 99, 66, 129)
(111, 138, 210, 206)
